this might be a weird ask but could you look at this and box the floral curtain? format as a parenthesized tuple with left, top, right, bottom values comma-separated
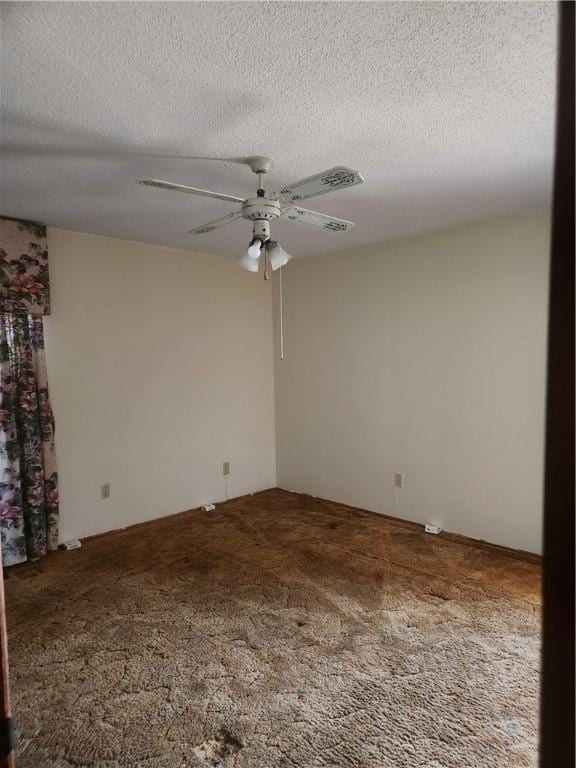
(0, 218, 50, 315)
(0, 218, 58, 566)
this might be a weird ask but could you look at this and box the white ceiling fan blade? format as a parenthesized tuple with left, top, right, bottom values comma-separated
(281, 205, 354, 233)
(141, 155, 270, 169)
(273, 166, 364, 203)
(139, 179, 245, 203)
(188, 211, 243, 235)
(142, 155, 271, 171)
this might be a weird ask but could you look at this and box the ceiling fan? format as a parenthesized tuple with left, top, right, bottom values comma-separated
(139, 155, 365, 278)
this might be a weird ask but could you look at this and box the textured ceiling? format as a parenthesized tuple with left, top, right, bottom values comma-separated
(0, 1, 557, 259)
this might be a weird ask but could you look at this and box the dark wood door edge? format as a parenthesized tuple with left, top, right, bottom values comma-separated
(539, 3, 576, 767)
(0, 548, 15, 767)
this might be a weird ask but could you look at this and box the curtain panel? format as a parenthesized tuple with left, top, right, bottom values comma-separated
(0, 218, 58, 566)
(0, 217, 50, 316)
(0, 316, 59, 565)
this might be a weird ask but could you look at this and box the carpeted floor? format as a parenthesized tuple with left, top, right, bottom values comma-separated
(5, 489, 541, 768)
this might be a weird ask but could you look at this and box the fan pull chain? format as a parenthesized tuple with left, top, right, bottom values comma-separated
(279, 265, 285, 361)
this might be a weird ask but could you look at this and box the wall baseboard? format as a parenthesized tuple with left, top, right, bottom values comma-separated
(286, 490, 542, 564)
(50, 486, 540, 566)
(76, 489, 274, 547)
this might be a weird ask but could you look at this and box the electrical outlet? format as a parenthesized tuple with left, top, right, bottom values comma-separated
(222, 462, 230, 476)
(100, 483, 110, 499)
(394, 473, 404, 489)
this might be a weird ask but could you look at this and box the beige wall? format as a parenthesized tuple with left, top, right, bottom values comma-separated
(44, 211, 549, 553)
(45, 229, 276, 543)
(274, 209, 550, 554)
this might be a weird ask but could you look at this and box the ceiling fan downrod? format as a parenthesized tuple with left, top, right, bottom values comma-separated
(244, 159, 278, 280)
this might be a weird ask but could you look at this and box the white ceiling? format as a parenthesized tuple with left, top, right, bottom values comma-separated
(0, 1, 557, 259)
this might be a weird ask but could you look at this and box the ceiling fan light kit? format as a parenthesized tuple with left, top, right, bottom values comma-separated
(138, 155, 365, 277)
(267, 242, 291, 271)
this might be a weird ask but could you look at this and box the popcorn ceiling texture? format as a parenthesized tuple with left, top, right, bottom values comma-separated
(1, 2, 556, 258)
(6, 490, 541, 767)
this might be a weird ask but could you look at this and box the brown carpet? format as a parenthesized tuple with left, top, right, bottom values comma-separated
(5, 489, 541, 768)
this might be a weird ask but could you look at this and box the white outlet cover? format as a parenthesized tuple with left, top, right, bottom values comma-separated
(425, 523, 442, 535)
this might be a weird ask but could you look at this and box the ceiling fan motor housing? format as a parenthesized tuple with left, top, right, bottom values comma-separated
(242, 197, 281, 241)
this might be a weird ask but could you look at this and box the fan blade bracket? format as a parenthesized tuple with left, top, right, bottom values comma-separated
(188, 211, 242, 234)
(139, 179, 246, 204)
(274, 166, 364, 203)
(281, 205, 354, 233)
